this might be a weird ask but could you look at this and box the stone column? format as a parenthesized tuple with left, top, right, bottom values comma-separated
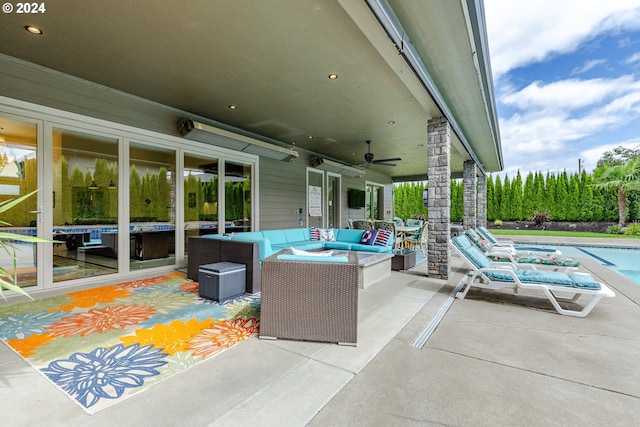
(477, 175, 487, 228)
(427, 116, 450, 279)
(463, 160, 477, 230)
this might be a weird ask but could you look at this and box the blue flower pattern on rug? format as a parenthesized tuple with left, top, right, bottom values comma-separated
(0, 274, 261, 414)
(0, 310, 70, 340)
(42, 343, 168, 408)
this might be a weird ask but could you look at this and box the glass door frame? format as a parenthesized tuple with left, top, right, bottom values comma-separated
(0, 111, 45, 291)
(46, 121, 125, 288)
(365, 180, 385, 221)
(326, 172, 341, 228)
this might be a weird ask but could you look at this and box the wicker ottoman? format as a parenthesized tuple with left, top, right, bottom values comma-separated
(259, 250, 359, 345)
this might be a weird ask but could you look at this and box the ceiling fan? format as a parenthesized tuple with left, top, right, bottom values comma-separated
(360, 140, 401, 167)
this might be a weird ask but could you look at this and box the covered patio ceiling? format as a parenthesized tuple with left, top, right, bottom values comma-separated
(0, 0, 502, 180)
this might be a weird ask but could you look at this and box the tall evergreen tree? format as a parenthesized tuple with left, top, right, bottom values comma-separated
(522, 172, 535, 219)
(486, 175, 495, 221)
(511, 171, 523, 220)
(493, 175, 503, 220)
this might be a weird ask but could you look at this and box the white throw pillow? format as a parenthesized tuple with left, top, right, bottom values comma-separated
(290, 247, 334, 257)
(318, 228, 335, 241)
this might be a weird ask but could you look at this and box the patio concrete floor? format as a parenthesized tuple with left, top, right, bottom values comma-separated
(1, 236, 639, 426)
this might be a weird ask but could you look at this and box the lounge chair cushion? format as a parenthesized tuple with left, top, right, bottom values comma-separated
(453, 236, 598, 289)
(485, 269, 600, 290)
(487, 253, 580, 267)
(453, 236, 491, 269)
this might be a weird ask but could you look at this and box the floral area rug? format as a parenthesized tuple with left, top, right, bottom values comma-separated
(0, 273, 260, 414)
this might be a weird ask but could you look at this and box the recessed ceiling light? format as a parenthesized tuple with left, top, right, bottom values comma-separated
(328, 73, 338, 80)
(25, 26, 43, 35)
(228, 105, 237, 110)
(307, 135, 313, 139)
(388, 120, 396, 125)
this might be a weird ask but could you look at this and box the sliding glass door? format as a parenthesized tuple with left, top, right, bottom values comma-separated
(129, 142, 176, 270)
(51, 127, 120, 283)
(0, 114, 40, 288)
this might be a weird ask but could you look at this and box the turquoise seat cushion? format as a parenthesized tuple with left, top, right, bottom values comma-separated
(487, 253, 580, 267)
(485, 270, 573, 285)
(484, 270, 600, 289)
(569, 274, 601, 289)
(349, 243, 390, 253)
(323, 241, 353, 250)
(335, 229, 366, 243)
(453, 236, 492, 269)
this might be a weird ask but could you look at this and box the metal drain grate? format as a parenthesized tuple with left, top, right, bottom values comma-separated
(410, 280, 464, 349)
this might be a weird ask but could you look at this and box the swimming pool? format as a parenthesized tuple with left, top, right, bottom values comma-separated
(555, 246, 640, 285)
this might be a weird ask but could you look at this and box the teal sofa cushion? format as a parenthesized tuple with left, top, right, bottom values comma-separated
(284, 228, 309, 242)
(335, 229, 365, 243)
(349, 243, 388, 252)
(262, 230, 287, 245)
(323, 241, 353, 250)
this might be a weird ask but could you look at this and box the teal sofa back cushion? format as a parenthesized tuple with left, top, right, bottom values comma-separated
(335, 228, 365, 243)
(234, 231, 264, 240)
(284, 228, 309, 242)
(201, 234, 233, 241)
(262, 230, 287, 245)
(234, 235, 273, 259)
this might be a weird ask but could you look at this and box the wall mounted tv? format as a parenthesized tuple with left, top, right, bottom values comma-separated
(348, 188, 366, 209)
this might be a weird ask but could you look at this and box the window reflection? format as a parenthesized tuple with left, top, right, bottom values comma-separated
(52, 128, 118, 282)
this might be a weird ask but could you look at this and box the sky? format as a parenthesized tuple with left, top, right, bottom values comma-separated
(483, 0, 640, 178)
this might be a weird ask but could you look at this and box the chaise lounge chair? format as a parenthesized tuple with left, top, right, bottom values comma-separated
(450, 236, 615, 317)
(476, 226, 560, 254)
(463, 230, 579, 272)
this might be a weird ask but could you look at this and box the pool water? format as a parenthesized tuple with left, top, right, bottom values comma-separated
(556, 246, 640, 285)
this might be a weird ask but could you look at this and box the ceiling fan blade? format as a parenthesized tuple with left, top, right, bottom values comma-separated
(373, 162, 397, 167)
(372, 157, 402, 163)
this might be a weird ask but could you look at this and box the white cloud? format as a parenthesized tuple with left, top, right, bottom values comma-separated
(624, 51, 640, 64)
(484, 0, 640, 77)
(500, 75, 640, 112)
(497, 80, 640, 174)
(571, 59, 606, 75)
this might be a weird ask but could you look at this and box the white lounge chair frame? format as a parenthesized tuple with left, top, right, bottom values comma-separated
(476, 226, 560, 255)
(450, 238, 615, 317)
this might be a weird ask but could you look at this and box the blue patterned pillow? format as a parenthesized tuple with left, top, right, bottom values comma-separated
(373, 229, 392, 247)
(360, 229, 378, 245)
(310, 227, 320, 241)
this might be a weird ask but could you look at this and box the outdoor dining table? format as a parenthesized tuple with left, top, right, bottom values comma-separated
(394, 225, 420, 248)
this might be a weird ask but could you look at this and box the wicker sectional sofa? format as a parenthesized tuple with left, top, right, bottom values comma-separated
(231, 227, 394, 258)
(186, 227, 394, 293)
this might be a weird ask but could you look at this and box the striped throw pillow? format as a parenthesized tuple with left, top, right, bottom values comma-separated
(310, 227, 320, 241)
(374, 229, 392, 247)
